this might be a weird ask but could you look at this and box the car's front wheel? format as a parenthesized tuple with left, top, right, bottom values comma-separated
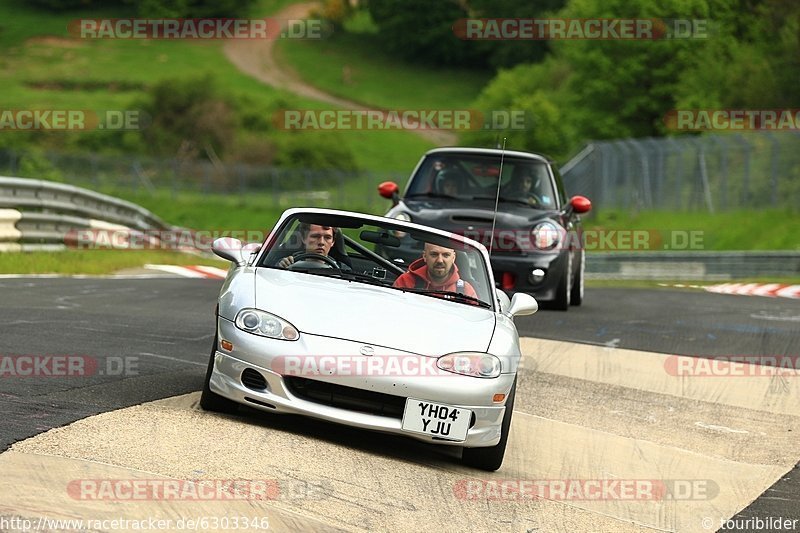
(570, 248, 585, 306)
(461, 379, 516, 471)
(551, 253, 572, 311)
(200, 333, 239, 414)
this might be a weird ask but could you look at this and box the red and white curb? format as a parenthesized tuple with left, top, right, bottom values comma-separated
(704, 283, 800, 299)
(144, 264, 228, 279)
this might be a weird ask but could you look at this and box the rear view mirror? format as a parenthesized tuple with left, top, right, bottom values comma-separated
(360, 230, 401, 248)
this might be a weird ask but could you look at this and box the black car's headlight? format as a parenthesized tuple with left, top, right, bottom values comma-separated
(437, 352, 501, 378)
(392, 212, 411, 237)
(532, 221, 561, 250)
(235, 308, 299, 341)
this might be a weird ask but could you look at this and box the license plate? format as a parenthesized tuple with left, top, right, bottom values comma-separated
(401, 399, 472, 442)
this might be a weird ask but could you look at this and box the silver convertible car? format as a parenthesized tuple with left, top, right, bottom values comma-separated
(201, 208, 537, 471)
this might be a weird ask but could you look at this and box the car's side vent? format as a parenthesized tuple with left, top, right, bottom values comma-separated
(241, 368, 268, 391)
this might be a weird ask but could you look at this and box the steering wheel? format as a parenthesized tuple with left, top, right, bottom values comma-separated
(527, 194, 545, 208)
(289, 252, 339, 269)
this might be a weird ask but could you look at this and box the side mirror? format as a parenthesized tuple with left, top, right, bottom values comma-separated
(570, 195, 592, 214)
(212, 237, 245, 266)
(508, 293, 538, 317)
(378, 181, 400, 206)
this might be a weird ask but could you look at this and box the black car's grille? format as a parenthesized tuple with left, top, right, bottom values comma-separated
(241, 368, 268, 391)
(450, 215, 494, 224)
(284, 376, 406, 419)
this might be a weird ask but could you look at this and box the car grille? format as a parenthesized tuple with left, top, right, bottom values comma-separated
(284, 376, 406, 419)
(241, 368, 268, 391)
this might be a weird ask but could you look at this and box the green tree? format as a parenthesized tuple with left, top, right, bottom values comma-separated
(460, 59, 576, 159)
(367, 0, 484, 66)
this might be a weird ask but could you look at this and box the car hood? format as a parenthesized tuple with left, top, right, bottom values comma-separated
(253, 268, 495, 355)
(401, 198, 555, 232)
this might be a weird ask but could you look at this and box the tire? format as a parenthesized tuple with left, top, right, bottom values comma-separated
(551, 253, 572, 311)
(461, 379, 516, 471)
(570, 249, 584, 306)
(200, 333, 240, 414)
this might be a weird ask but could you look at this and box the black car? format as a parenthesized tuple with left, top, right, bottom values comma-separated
(378, 147, 591, 310)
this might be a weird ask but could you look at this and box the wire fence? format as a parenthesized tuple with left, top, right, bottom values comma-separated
(0, 149, 402, 213)
(2, 130, 799, 214)
(561, 132, 800, 212)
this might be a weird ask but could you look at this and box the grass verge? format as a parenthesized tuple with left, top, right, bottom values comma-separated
(274, 20, 491, 111)
(0, 0, 432, 171)
(0, 250, 227, 276)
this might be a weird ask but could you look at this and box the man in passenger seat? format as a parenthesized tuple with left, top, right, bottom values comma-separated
(393, 243, 477, 298)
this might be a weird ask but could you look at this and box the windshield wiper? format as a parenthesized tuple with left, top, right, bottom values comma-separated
(471, 195, 531, 206)
(337, 271, 389, 287)
(406, 192, 458, 199)
(402, 288, 492, 309)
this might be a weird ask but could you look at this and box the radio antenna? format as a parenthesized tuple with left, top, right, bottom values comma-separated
(488, 137, 506, 256)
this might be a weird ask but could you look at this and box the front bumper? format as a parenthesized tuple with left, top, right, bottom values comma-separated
(209, 318, 515, 448)
(490, 249, 568, 301)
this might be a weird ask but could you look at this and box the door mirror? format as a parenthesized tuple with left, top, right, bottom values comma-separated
(570, 195, 592, 214)
(508, 293, 538, 317)
(212, 237, 245, 266)
(378, 181, 400, 206)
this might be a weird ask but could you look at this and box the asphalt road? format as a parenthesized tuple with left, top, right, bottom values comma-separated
(0, 278, 797, 531)
(0, 278, 221, 451)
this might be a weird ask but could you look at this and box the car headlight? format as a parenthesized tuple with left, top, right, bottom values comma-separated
(391, 212, 411, 238)
(234, 308, 299, 341)
(437, 352, 501, 378)
(532, 221, 561, 250)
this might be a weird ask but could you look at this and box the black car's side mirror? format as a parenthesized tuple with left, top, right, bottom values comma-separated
(378, 181, 400, 206)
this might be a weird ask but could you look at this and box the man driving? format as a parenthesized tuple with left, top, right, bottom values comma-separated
(278, 223, 347, 269)
(393, 243, 477, 297)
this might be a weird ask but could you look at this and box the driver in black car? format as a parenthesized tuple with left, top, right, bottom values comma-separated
(278, 223, 348, 269)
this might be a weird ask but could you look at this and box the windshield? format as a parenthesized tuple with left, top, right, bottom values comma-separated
(406, 154, 558, 209)
(258, 212, 494, 309)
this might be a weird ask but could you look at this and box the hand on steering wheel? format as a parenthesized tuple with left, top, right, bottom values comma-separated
(527, 194, 545, 208)
(287, 252, 339, 269)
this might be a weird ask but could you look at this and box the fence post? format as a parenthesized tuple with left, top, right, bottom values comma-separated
(765, 131, 780, 207)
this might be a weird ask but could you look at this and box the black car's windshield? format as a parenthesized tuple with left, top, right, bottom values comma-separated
(406, 154, 558, 210)
(257, 213, 495, 309)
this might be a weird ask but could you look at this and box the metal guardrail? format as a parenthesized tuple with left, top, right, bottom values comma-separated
(0, 176, 176, 251)
(586, 251, 800, 280)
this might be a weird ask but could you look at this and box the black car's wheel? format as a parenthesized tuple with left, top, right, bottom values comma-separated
(461, 379, 516, 471)
(551, 253, 572, 311)
(200, 333, 239, 414)
(570, 249, 584, 306)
